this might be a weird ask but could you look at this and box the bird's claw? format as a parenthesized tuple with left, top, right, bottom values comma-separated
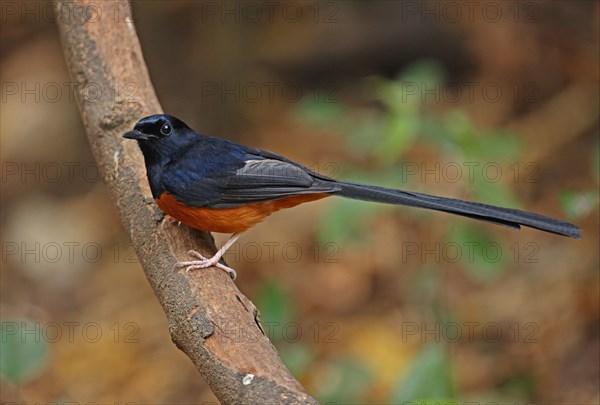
(176, 250, 237, 280)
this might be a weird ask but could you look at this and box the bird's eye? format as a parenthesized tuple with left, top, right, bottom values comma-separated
(160, 123, 172, 136)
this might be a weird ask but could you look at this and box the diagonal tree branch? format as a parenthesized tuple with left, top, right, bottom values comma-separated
(55, 1, 317, 403)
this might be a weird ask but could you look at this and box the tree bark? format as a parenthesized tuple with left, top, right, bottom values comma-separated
(55, 1, 317, 403)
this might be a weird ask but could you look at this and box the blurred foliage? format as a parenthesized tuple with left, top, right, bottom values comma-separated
(561, 189, 600, 221)
(294, 60, 598, 402)
(446, 225, 506, 283)
(296, 60, 525, 283)
(1, 319, 49, 382)
(390, 343, 453, 402)
(256, 279, 293, 327)
(316, 171, 392, 245)
(3, 1, 597, 403)
(560, 140, 600, 220)
(256, 280, 316, 377)
(313, 356, 373, 403)
(497, 372, 536, 400)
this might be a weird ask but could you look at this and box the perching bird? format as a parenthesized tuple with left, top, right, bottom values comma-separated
(123, 114, 581, 279)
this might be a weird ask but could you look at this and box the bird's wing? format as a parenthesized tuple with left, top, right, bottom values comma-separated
(163, 149, 340, 208)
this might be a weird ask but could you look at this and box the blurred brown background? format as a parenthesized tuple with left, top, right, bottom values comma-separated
(1, 0, 598, 403)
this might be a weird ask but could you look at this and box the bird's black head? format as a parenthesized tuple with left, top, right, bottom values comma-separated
(123, 114, 197, 165)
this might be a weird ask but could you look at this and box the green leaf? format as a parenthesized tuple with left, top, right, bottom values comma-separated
(560, 189, 599, 220)
(376, 112, 420, 162)
(318, 169, 389, 245)
(294, 95, 344, 126)
(256, 280, 293, 340)
(390, 343, 453, 402)
(345, 110, 384, 154)
(279, 342, 315, 377)
(438, 110, 522, 159)
(442, 109, 473, 145)
(318, 197, 380, 245)
(497, 372, 536, 399)
(314, 356, 372, 403)
(448, 224, 507, 283)
(398, 60, 447, 92)
(1, 319, 49, 382)
(472, 179, 521, 209)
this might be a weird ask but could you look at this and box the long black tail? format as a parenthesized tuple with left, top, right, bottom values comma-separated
(333, 181, 581, 239)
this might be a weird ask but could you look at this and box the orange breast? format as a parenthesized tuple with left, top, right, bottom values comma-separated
(155, 193, 331, 233)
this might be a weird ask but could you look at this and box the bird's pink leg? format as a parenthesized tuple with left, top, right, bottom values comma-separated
(176, 233, 241, 279)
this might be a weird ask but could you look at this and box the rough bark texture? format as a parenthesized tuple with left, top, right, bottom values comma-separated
(55, 1, 317, 403)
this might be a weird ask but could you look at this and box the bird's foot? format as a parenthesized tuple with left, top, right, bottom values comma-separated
(165, 215, 181, 226)
(176, 250, 237, 280)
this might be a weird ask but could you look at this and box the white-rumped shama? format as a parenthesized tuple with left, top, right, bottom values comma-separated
(124, 114, 581, 279)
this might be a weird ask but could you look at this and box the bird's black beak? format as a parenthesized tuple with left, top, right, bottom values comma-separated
(123, 130, 148, 140)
